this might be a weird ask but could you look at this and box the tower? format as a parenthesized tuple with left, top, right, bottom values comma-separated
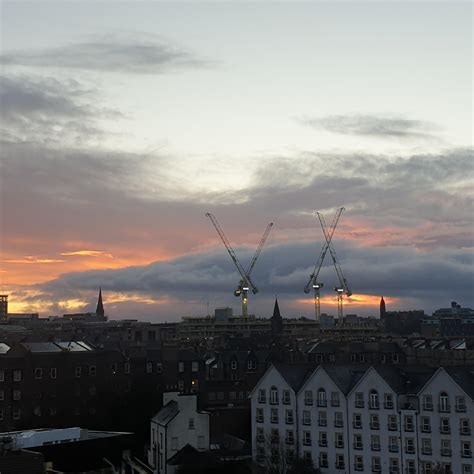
(380, 296, 386, 320)
(96, 287, 105, 318)
(0, 295, 7, 321)
(271, 298, 283, 337)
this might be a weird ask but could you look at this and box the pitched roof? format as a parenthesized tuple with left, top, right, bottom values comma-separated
(445, 367, 474, 399)
(323, 366, 366, 395)
(274, 363, 315, 392)
(272, 298, 281, 319)
(153, 400, 179, 426)
(167, 444, 217, 466)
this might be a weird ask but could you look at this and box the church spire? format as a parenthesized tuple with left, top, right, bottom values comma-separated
(273, 297, 281, 319)
(380, 296, 386, 319)
(96, 287, 104, 317)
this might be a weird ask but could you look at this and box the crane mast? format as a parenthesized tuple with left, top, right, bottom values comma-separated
(304, 207, 344, 321)
(206, 213, 273, 318)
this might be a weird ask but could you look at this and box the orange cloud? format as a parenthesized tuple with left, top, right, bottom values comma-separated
(61, 250, 114, 258)
(295, 293, 399, 307)
(2, 256, 65, 264)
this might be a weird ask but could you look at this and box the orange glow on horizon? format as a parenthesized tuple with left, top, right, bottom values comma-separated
(295, 293, 399, 307)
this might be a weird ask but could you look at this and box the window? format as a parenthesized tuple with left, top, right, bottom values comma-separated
(0, 391, 3, 401)
(319, 432, 327, 447)
(256, 408, 264, 423)
(271, 428, 279, 443)
(370, 414, 380, 430)
(13, 370, 21, 382)
(388, 415, 398, 431)
(256, 446, 265, 463)
(380, 354, 386, 364)
(156, 362, 162, 374)
(303, 431, 311, 446)
(440, 417, 450, 434)
(336, 454, 345, 469)
(286, 449, 295, 463)
(258, 389, 266, 403)
(302, 410, 311, 425)
(286, 429, 294, 445)
(461, 418, 471, 435)
(331, 391, 340, 406)
(456, 395, 466, 412)
(371, 435, 380, 451)
(282, 389, 290, 404)
(256, 427, 264, 443)
(198, 435, 205, 450)
(319, 452, 328, 468)
(171, 437, 178, 450)
(247, 359, 257, 370)
(384, 393, 394, 409)
(369, 390, 379, 409)
(329, 354, 335, 363)
(461, 441, 471, 458)
(422, 438, 432, 455)
(389, 458, 399, 473)
(335, 433, 344, 448)
(110, 363, 117, 374)
(229, 391, 236, 400)
(405, 438, 415, 454)
(389, 436, 398, 452)
(178, 380, 184, 391)
(354, 434, 363, 450)
(439, 392, 450, 412)
(463, 465, 473, 474)
(423, 394, 433, 410)
(421, 416, 431, 432)
(372, 456, 381, 472)
(189, 417, 195, 429)
(359, 354, 365, 363)
(0, 370, 4, 382)
(146, 362, 153, 374)
(406, 460, 416, 474)
(34, 368, 42, 379)
(353, 413, 362, 429)
(192, 361, 198, 372)
(317, 388, 327, 407)
(50, 367, 57, 379)
(178, 362, 184, 373)
(354, 455, 364, 471)
(89, 366, 96, 376)
(355, 392, 364, 408)
(303, 451, 312, 463)
(0, 409, 4, 420)
(271, 408, 278, 423)
(191, 378, 198, 392)
(404, 415, 414, 431)
(421, 462, 432, 474)
(285, 409, 293, 424)
(13, 408, 21, 420)
(13, 389, 20, 401)
(270, 386, 279, 405)
(335, 411, 343, 427)
(124, 362, 130, 374)
(318, 411, 327, 426)
(75, 367, 81, 378)
(304, 390, 313, 405)
(392, 354, 399, 363)
(441, 439, 451, 456)
(351, 354, 357, 363)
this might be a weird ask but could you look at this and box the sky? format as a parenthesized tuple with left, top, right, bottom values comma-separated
(0, 1, 472, 321)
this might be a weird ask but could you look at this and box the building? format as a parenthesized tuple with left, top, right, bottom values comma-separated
(148, 392, 210, 474)
(251, 363, 474, 474)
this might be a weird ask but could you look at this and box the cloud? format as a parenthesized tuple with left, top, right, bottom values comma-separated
(13, 240, 473, 319)
(1, 256, 65, 264)
(0, 33, 209, 74)
(61, 250, 114, 258)
(0, 74, 118, 144)
(300, 114, 438, 139)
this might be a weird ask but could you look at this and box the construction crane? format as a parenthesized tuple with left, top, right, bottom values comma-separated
(205, 213, 273, 318)
(304, 207, 344, 321)
(318, 210, 352, 322)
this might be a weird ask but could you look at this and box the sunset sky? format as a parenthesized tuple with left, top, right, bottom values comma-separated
(0, 1, 472, 320)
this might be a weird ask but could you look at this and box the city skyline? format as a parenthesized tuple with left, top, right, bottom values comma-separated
(0, 2, 472, 319)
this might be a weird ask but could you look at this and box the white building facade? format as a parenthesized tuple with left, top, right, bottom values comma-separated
(251, 365, 473, 474)
(148, 392, 210, 474)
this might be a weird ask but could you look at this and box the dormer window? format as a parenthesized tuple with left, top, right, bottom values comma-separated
(231, 360, 238, 370)
(247, 359, 257, 370)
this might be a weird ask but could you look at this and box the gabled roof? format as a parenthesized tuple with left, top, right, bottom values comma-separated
(273, 363, 315, 392)
(444, 367, 474, 400)
(324, 366, 366, 395)
(153, 400, 178, 426)
(167, 444, 217, 466)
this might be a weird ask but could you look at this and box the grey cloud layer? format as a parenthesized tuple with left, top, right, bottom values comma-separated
(301, 114, 437, 139)
(1, 34, 209, 74)
(32, 241, 474, 316)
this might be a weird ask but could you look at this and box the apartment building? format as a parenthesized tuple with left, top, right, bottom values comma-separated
(251, 364, 473, 474)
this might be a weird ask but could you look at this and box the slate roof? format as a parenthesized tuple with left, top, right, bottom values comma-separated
(323, 366, 366, 395)
(445, 367, 474, 399)
(167, 444, 217, 466)
(274, 363, 315, 392)
(153, 400, 179, 426)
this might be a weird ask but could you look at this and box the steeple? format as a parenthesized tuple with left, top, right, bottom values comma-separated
(380, 296, 386, 320)
(96, 287, 104, 317)
(273, 298, 281, 319)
